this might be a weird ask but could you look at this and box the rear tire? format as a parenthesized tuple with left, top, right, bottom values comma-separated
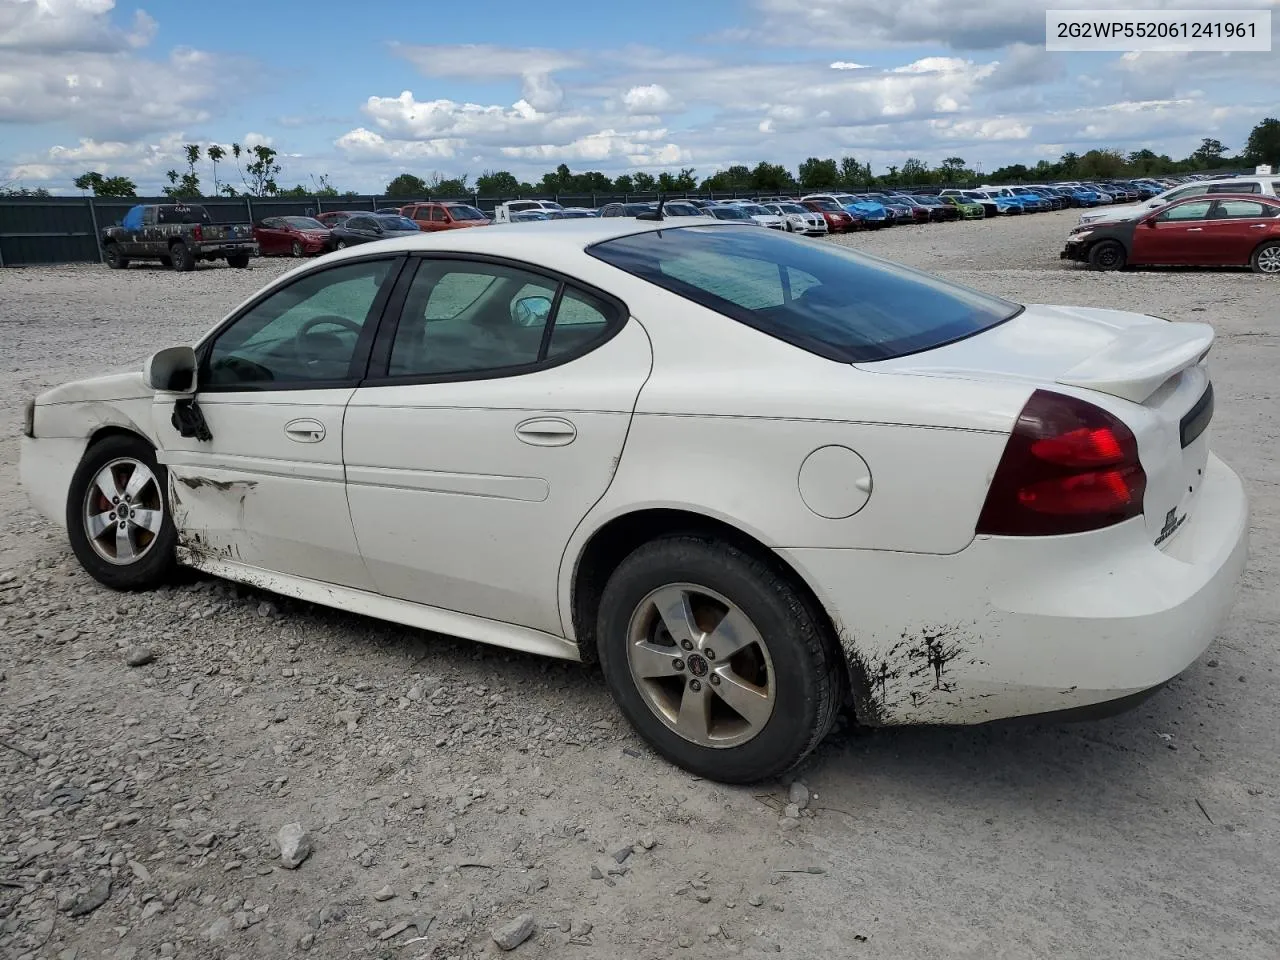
(65, 434, 177, 591)
(170, 243, 194, 272)
(597, 535, 843, 784)
(1250, 240, 1280, 275)
(104, 244, 128, 270)
(227, 253, 250, 269)
(1088, 240, 1127, 271)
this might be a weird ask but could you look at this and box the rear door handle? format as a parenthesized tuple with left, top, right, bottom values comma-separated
(515, 417, 577, 446)
(1251, 223, 1268, 229)
(1185, 227, 1203, 232)
(284, 418, 326, 443)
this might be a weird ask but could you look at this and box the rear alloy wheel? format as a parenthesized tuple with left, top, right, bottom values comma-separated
(169, 242, 194, 272)
(291, 240, 303, 257)
(597, 536, 843, 783)
(1088, 239, 1127, 271)
(65, 434, 177, 590)
(1251, 241, 1280, 275)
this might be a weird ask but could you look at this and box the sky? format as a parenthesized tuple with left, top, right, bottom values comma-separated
(1, 0, 1277, 195)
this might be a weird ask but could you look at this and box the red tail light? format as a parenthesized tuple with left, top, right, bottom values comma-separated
(192, 225, 203, 242)
(976, 389, 1146, 536)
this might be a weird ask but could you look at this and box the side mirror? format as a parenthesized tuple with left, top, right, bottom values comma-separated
(1143, 218, 1159, 227)
(511, 295, 553, 328)
(145, 345, 197, 393)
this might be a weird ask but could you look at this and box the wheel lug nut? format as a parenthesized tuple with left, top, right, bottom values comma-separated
(680, 639, 694, 651)
(673, 659, 685, 672)
(710, 675, 720, 686)
(704, 649, 716, 660)
(108, 513, 115, 521)
(689, 679, 701, 692)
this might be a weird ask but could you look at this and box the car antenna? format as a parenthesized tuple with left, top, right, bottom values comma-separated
(636, 196, 665, 221)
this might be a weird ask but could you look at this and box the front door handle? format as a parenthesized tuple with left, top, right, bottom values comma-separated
(1251, 223, 1268, 229)
(1185, 227, 1203, 232)
(284, 418, 326, 443)
(515, 417, 577, 446)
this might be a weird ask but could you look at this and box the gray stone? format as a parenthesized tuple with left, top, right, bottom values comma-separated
(277, 822, 312, 869)
(124, 647, 155, 667)
(372, 885, 395, 902)
(788, 781, 810, 810)
(492, 913, 536, 951)
(67, 877, 111, 916)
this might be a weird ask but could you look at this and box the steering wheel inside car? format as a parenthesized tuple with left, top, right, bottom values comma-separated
(292, 315, 363, 363)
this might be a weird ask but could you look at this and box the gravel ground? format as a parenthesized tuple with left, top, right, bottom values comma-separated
(2, 210, 1278, 960)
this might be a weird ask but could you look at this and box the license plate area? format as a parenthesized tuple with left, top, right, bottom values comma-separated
(1180, 382, 1213, 449)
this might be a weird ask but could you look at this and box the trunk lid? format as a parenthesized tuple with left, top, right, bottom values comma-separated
(856, 305, 1215, 550)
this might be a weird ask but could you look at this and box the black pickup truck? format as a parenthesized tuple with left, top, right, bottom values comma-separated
(102, 203, 258, 271)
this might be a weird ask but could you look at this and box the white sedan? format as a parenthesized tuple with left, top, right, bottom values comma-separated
(20, 219, 1249, 783)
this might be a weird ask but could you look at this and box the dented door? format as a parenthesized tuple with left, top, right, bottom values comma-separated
(153, 389, 372, 588)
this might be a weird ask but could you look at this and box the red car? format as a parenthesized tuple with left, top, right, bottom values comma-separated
(400, 202, 492, 231)
(252, 216, 333, 257)
(801, 199, 858, 233)
(1063, 193, 1280, 274)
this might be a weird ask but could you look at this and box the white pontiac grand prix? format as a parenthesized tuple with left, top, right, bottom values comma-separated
(20, 217, 1249, 783)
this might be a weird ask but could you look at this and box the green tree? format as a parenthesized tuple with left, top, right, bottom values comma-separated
(475, 170, 521, 195)
(673, 168, 697, 191)
(613, 173, 635, 194)
(700, 165, 751, 191)
(988, 162, 1030, 182)
(74, 171, 137, 197)
(385, 173, 428, 197)
(1058, 151, 1079, 175)
(938, 157, 967, 182)
(1245, 118, 1280, 167)
(798, 157, 840, 189)
(749, 160, 794, 191)
(839, 156, 868, 188)
(1076, 149, 1127, 179)
(633, 172, 657, 192)
(238, 144, 281, 196)
(207, 144, 226, 196)
(311, 174, 339, 197)
(162, 169, 201, 199)
(1191, 138, 1228, 168)
(656, 171, 679, 192)
(429, 175, 471, 197)
(900, 157, 930, 185)
(277, 184, 310, 198)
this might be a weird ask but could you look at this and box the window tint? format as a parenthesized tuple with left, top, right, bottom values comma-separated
(205, 259, 394, 386)
(158, 204, 211, 225)
(1159, 201, 1212, 221)
(1213, 200, 1273, 219)
(1207, 181, 1259, 194)
(545, 288, 614, 360)
(388, 262, 557, 376)
(590, 225, 1019, 363)
(347, 217, 375, 231)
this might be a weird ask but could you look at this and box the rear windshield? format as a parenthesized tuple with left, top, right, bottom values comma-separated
(158, 204, 212, 225)
(588, 225, 1022, 363)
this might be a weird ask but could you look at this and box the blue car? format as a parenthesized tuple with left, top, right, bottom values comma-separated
(1059, 185, 1102, 207)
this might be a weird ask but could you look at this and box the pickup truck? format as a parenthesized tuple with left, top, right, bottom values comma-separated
(102, 203, 258, 271)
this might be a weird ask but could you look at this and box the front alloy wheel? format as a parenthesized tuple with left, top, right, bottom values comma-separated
(83, 458, 164, 565)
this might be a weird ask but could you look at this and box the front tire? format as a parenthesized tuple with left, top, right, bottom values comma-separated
(104, 244, 128, 270)
(291, 241, 303, 257)
(597, 536, 843, 783)
(65, 434, 177, 591)
(1251, 240, 1280, 275)
(227, 253, 250, 269)
(1088, 239, 1127, 271)
(335, 240, 347, 250)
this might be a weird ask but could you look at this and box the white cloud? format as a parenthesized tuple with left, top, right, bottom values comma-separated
(622, 84, 673, 112)
(0, 0, 156, 52)
(334, 127, 461, 160)
(829, 61, 867, 70)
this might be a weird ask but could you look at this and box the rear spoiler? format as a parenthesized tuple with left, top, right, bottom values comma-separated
(1056, 321, 1214, 403)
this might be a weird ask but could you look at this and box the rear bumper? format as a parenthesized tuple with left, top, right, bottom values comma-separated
(781, 452, 1249, 726)
(196, 242, 258, 258)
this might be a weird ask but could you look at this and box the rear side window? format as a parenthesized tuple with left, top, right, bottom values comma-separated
(1213, 200, 1274, 219)
(1207, 182, 1259, 194)
(589, 225, 1021, 363)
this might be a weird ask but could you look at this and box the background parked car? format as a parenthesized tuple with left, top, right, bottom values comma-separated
(558, 207, 602, 218)
(493, 200, 565, 222)
(801, 198, 858, 232)
(803, 193, 887, 227)
(728, 202, 787, 229)
(314, 211, 361, 228)
(936, 194, 985, 219)
(909, 195, 961, 220)
(1079, 176, 1280, 226)
(1062, 193, 1280, 274)
(705, 205, 757, 223)
(329, 214, 422, 248)
(599, 202, 657, 218)
(660, 201, 705, 217)
(400, 202, 491, 231)
(101, 203, 256, 271)
(762, 201, 828, 234)
(888, 194, 942, 222)
(253, 216, 333, 257)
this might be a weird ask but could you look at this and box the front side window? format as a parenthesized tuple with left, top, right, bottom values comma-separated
(1164, 186, 1208, 203)
(347, 216, 376, 231)
(204, 259, 395, 387)
(589, 225, 1021, 363)
(385, 260, 620, 378)
(428, 207, 447, 222)
(1158, 201, 1213, 222)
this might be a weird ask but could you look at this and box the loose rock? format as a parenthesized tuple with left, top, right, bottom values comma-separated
(492, 913, 536, 951)
(277, 822, 312, 869)
(124, 646, 155, 667)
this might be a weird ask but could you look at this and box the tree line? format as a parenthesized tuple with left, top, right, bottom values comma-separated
(42, 116, 1280, 200)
